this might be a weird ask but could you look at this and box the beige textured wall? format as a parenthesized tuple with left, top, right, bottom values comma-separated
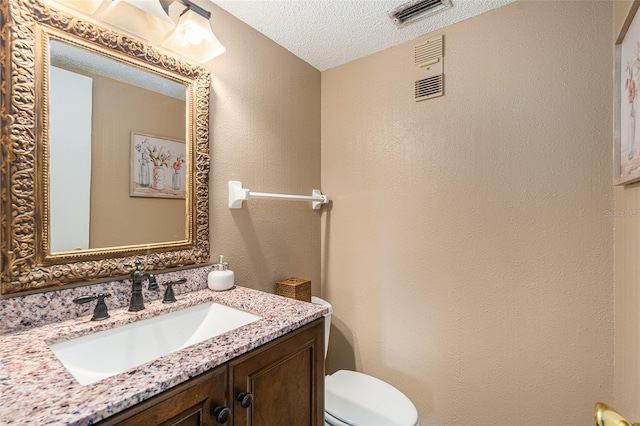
(321, 1, 613, 424)
(614, 0, 640, 419)
(204, 3, 322, 294)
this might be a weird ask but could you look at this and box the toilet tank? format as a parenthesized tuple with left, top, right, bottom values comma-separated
(311, 296, 332, 359)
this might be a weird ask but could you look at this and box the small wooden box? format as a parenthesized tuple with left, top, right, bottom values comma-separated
(276, 277, 311, 303)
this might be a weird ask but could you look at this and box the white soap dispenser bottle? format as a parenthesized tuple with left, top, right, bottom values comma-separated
(208, 255, 234, 291)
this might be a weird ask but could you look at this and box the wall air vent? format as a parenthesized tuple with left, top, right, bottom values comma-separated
(414, 35, 444, 101)
(415, 35, 443, 67)
(389, 0, 452, 28)
(415, 75, 443, 100)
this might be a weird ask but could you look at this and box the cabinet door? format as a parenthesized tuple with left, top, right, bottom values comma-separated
(98, 366, 229, 426)
(230, 319, 324, 426)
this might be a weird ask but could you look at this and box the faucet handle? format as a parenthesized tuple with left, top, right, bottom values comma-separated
(161, 278, 187, 303)
(73, 293, 111, 321)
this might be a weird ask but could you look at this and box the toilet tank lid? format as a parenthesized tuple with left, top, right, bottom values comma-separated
(325, 370, 418, 426)
(311, 296, 333, 315)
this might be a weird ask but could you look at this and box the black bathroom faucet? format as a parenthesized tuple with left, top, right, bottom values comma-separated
(129, 264, 158, 312)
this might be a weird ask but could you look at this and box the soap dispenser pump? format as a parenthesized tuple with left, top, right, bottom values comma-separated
(208, 255, 234, 291)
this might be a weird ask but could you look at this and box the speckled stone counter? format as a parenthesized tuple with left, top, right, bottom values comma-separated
(0, 286, 325, 425)
(0, 266, 216, 335)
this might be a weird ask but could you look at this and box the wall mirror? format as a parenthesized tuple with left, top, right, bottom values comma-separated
(0, 0, 211, 295)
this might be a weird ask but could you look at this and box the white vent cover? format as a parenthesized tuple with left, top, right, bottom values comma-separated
(415, 75, 444, 99)
(414, 35, 444, 101)
(389, 0, 453, 28)
(415, 35, 443, 67)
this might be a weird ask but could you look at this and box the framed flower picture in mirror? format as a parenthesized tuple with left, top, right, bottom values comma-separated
(616, 1, 640, 185)
(131, 132, 187, 199)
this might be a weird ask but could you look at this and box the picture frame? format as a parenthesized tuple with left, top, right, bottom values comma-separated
(130, 132, 186, 199)
(615, 1, 640, 185)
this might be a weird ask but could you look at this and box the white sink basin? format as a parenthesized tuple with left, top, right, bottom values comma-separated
(49, 302, 261, 385)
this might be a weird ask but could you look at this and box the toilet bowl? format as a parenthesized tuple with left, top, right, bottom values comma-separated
(312, 297, 419, 426)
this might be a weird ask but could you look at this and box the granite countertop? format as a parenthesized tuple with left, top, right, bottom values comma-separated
(0, 286, 325, 425)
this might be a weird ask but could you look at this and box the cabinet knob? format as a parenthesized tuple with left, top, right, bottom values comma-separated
(237, 392, 254, 408)
(212, 406, 230, 424)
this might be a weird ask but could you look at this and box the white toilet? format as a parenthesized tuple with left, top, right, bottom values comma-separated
(312, 297, 419, 426)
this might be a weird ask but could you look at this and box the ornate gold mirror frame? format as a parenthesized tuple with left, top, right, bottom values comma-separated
(0, 0, 210, 295)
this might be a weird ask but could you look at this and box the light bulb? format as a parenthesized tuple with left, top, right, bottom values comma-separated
(184, 25, 204, 45)
(162, 7, 226, 63)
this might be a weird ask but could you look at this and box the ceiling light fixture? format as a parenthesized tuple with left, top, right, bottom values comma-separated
(162, 0, 226, 63)
(42, 0, 226, 64)
(101, 0, 176, 42)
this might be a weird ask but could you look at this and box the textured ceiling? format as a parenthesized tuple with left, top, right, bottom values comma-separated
(209, 0, 516, 71)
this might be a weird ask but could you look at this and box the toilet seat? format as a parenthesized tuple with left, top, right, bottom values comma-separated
(325, 410, 353, 426)
(324, 370, 419, 426)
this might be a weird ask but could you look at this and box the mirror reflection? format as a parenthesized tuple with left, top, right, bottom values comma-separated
(48, 39, 187, 253)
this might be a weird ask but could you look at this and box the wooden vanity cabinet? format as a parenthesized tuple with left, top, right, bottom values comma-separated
(230, 318, 324, 426)
(98, 318, 324, 426)
(99, 365, 228, 426)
